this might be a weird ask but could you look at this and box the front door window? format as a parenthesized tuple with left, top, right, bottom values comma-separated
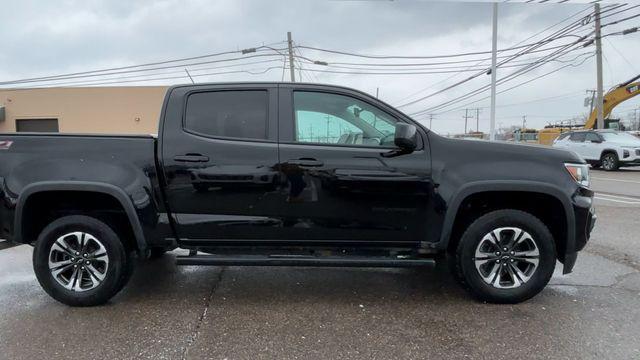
(293, 91, 398, 147)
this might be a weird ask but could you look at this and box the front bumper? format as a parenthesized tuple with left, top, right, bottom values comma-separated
(620, 148, 640, 166)
(563, 188, 596, 274)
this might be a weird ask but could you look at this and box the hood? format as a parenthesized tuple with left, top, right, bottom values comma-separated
(427, 133, 585, 188)
(606, 140, 640, 147)
(433, 135, 584, 164)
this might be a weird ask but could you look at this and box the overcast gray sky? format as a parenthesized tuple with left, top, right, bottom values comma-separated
(0, 0, 638, 134)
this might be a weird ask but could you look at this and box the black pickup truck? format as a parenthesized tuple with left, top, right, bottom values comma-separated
(0, 83, 595, 306)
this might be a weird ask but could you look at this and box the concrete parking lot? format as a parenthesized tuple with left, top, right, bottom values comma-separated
(1, 168, 639, 360)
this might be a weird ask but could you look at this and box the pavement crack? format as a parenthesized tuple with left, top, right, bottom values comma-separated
(181, 267, 226, 360)
(585, 246, 640, 272)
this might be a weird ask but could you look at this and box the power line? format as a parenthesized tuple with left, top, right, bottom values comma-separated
(7, 66, 284, 89)
(396, 3, 593, 105)
(4, 58, 286, 88)
(401, 25, 592, 110)
(410, 42, 592, 116)
(297, 51, 594, 72)
(297, 34, 588, 61)
(605, 36, 637, 72)
(419, 53, 594, 118)
(0, 52, 285, 87)
(400, 3, 637, 110)
(0, 43, 287, 86)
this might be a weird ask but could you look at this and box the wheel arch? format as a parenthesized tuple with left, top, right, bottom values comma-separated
(438, 181, 575, 269)
(14, 181, 147, 252)
(600, 148, 620, 158)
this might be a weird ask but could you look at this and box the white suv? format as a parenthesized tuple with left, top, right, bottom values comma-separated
(553, 130, 640, 171)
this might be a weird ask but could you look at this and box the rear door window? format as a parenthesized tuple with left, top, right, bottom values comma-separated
(184, 90, 268, 140)
(585, 133, 601, 142)
(569, 132, 586, 142)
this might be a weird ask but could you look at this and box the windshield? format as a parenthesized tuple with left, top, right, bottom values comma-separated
(600, 132, 640, 144)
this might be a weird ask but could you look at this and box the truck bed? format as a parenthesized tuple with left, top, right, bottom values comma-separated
(0, 132, 161, 242)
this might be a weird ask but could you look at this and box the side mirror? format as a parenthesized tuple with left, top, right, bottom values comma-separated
(394, 123, 418, 151)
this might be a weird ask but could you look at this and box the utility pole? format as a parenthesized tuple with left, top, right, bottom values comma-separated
(429, 114, 434, 129)
(586, 89, 596, 116)
(475, 108, 481, 132)
(522, 115, 527, 131)
(595, 4, 604, 129)
(287, 31, 296, 82)
(463, 109, 472, 134)
(489, 2, 498, 141)
(326, 115, 330, 142)
(376, 87, 379, 98)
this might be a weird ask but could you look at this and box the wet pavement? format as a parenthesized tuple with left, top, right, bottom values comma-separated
(0, 169, 639, 360)
(1, 247, 639, 359)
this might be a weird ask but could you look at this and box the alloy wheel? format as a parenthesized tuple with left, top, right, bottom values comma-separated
(602, 154, 615, 170)
(48, 231, 110, 292)
(473, 227, 540, 289)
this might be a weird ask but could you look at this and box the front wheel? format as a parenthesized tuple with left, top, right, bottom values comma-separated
(601, 152, 619, 171)
(454, 209, 556, 304)
(33, 215, 131, 306)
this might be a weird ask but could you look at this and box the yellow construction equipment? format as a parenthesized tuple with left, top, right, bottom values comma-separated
(538, 74, 640, 145)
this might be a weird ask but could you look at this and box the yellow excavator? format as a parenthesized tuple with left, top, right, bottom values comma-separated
(538, 74, 640, 145)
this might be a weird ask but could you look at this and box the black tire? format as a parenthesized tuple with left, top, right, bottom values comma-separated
(148, 247, 167, 259)
(601, 152, 619, 171)
(454, 209, 556, 304)
(33, 215, 131, 307)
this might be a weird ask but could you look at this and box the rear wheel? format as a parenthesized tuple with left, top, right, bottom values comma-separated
(601, 152, 619, 171)
(454, 209, 556, 303)
(33, 215, 132, 306)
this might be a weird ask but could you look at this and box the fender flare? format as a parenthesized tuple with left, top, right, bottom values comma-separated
(14, 181, 147, 251)
(600, 148, 620, 158)
(437, 180, 575, 259)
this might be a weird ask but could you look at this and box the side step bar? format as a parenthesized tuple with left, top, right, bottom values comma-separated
(176, 254, 435, 267)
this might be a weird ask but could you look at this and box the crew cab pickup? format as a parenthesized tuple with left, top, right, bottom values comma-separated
(0, 83, 596, 306)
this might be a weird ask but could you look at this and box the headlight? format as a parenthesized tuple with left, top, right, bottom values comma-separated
(564, 163, 590, 187)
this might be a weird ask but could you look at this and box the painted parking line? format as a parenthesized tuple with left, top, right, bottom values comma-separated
(594, 195, 640, 205)
(595, 193, 640, 201)
(592, 177, 640, 185)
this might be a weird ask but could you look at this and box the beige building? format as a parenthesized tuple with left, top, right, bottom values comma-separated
(0, 86, 168, 134)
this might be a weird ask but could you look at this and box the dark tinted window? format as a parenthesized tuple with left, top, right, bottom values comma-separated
(16, 118, 59, 132)
(569, 132, 586, 142)
(185, 90, 268, 140)
(585, 132, 601, 142)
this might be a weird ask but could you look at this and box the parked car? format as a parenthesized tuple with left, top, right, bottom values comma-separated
(553, 130, 640, 171)
(0, 83, 595, 306)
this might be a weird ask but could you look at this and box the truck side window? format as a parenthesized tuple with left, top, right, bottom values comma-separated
(185, 90, 268, 140)
(292, 91, 398, 147)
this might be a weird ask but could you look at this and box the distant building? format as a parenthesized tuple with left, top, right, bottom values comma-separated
(0, 86, 168, 134)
